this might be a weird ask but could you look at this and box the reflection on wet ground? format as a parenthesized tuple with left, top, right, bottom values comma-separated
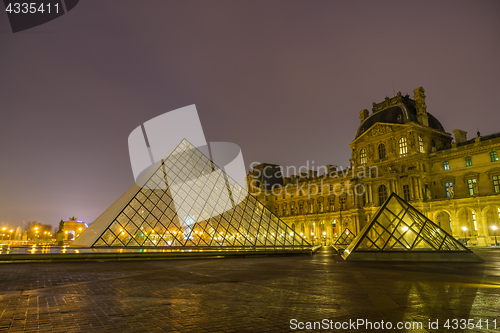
(0, 246, 499, 332)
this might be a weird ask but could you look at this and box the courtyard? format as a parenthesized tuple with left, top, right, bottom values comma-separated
(0, 247, 499, 332)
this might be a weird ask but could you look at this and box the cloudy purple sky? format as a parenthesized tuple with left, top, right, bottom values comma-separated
(1, 1, 499, 228)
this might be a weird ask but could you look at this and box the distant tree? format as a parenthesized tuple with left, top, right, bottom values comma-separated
(24, 221, 54, 239)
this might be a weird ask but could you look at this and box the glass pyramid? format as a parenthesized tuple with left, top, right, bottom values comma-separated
(342, 193, 476, 261)
(77, 139, 310, 248)
(334, 228, 355, 247)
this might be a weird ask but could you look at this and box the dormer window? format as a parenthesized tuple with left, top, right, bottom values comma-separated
(360, 149, 367, 164)
(378, 143, 386, 159)
(418, 136, 424, 153)
(399, 137, 408, 156)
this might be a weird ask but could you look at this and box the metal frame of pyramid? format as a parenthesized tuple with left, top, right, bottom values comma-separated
(73, 139, 311, 249)
(333, 227, 356, 249)
(341, 193, 483, 262)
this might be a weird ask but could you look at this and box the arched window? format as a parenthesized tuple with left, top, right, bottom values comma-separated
(359, 149, 367, 164)
(291, 223, 296, 232)
(399, 137, 408, 156)
(300, 223, 305, 235)
(401, 164, 406, 173)
(378, 185, 388, 205)
(378, 143, 386, 159)
(418, 136, 424, 153)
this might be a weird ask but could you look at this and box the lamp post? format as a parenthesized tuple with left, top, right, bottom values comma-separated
(492, 226, 498, 247)
(462, 226, 468, 246)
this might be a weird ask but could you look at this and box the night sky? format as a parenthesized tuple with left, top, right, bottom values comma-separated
(1, 1, 499, 228)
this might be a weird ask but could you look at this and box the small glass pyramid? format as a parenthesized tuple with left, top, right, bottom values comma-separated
(341, 193, 483, 261)
(334, 228, 355, 247)
(75, 139, 310, 248)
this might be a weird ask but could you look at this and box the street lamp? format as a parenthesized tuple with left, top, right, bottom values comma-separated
(462, 226, 468, 246)
(492, 226, 498, 247)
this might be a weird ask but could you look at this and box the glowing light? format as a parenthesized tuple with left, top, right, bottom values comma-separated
(492, 226, 498, 231)
(462, 227, 467, 231)
(402, 226, 408, 232)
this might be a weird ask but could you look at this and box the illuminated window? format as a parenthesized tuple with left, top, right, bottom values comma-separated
(493, 175, 500, 193)
(282, 205, 287, 216)
(290, 204, 295, 215)
(445, 182, 453, 198)
(378, 143, 386, 159)
(360, 149, 367, 164)
(491, 151, 499, 162)
(467, 178, 477, 196)
(465, 156, 472, 167)
(329, 197, 335, 212)
(403, 184, 410, 201)
(418, 136, 424, 153)
(318, 200, 323, 212)
(443, 161, 449, 170)
(378, 185, 388, 205)
(299, 202, 304, 214)
(399, 137, 408, 156)
(401, 164, 406, 173)
(472, 211, 477, 231)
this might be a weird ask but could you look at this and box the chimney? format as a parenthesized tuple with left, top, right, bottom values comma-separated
(413, 87, 429, 127)
(359, 109, 369, 123)
(453, 129, 467, 144)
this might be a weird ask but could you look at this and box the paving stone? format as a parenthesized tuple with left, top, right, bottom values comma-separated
(0, 247, 499, 332)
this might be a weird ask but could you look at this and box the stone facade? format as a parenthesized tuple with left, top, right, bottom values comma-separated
(247, 87, 500, 246)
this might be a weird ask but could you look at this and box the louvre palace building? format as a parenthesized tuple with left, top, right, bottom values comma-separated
(247, 87, 500, 247)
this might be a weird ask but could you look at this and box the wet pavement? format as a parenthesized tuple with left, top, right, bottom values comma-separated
(0, 247, 499, 332)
